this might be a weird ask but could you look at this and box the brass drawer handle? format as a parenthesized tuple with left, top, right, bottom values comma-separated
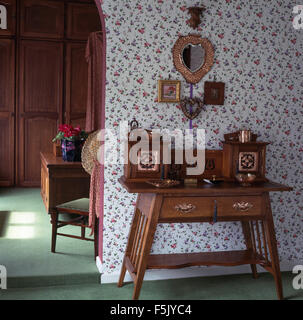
(233, 201, 253, 212)
(175, 203, 196, 214)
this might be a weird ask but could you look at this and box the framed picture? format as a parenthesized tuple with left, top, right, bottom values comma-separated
(204, 81, 225, 105)
(137, 150, 160, 172)
(239, 152, 259, 172)
(158, 80, 181, 103)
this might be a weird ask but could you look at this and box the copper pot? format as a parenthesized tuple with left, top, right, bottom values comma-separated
(239, 130, 251, 143)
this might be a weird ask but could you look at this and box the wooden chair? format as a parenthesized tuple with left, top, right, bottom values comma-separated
(51, 198, 98, 259)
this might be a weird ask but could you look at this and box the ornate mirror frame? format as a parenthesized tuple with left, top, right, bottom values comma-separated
(172, 34, 214, 84)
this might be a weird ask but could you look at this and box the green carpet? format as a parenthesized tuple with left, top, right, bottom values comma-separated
(0, 188, 99, 288)
(1, 272, 303, 300)
(0, 188, 303, 300)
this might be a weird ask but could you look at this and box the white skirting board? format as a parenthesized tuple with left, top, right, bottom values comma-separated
(96, 256, 299, 284)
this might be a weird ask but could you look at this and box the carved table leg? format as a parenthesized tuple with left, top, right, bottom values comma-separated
(263, 193, 283, 300)
(118, 193, 162, 300)
(132, 194, 162, 300)
(118, 195, 142, 287)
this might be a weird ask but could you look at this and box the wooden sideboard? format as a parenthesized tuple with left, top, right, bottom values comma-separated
(40, 152, 90, 214)
(117, 176, 292, 300)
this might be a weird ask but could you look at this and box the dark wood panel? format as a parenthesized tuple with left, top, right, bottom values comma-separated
(67, 2, 101, 40)
(70, 115, 86, 130)
(0, 39, 14, 186)
(0, 0, 102, 186)
(65, 42, 88, 127)
(18, 40, 63, 186)
(20, 117, 58, 186)
(19, 40, 63, 113)
(0, 115, 14, 185)
(0, 0, 16, 36)
(0, 39, 14, 112)
(20, 0, 64, 39)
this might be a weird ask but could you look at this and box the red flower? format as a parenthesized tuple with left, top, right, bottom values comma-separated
(58, 124, 81, 138)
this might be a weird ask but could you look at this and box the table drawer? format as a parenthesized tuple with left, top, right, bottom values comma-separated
(159, 196, 263, 221)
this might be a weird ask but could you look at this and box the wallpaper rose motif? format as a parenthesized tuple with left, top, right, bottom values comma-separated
(99, 0, 303, 275)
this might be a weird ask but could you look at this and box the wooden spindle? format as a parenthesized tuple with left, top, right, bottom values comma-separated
(250, 221, 257, 253)
(255, 221, 263, 256)
(134, 216, 148, 269)
(261, 221, 269, 262)
(130, 211, 144, 264)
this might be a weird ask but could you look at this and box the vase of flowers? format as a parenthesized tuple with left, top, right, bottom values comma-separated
(52, 124, 88, 162)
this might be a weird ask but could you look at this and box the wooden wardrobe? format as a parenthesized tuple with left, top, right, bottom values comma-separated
(0, 0, 101, 186)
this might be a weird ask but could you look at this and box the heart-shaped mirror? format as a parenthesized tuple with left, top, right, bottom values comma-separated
(182, 44, 205, 72)
(173, 34, 214, 84)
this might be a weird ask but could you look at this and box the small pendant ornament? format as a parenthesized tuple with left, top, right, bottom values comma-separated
(187, 6, 206, 29)
(180, 97, 204, 120)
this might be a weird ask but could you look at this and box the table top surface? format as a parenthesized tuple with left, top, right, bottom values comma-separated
(40, 152, 84, 168)
(118, 176, 293, 195)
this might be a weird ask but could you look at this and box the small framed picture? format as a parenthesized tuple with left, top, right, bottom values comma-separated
(204, 81, 225, 105)
(137, 150, 160, 172)
(158, 80, 181, 103)
(239, 152, 259, 172)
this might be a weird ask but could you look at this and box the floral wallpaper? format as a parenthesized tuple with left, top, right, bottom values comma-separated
(99, 0, 303, 275)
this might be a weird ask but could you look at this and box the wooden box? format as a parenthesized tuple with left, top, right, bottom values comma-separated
(172, 149, 223, 180)
(222, 141, 269, 182)
(123, 134, 224, 182)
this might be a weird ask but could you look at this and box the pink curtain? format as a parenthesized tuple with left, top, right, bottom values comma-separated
(85, 30, 105, 262)
(85, 31, 104, 132)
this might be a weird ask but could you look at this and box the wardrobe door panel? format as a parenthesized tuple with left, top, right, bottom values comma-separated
(0, 39, 15, 186)
(20, 0, 64, 39)
(19, 41, 63, 114)
(0, 39, 14, 112)
(18, 40, 63, 186)
(0, 117, 14, 186)
(65, 42, 87, 128)
(0, 0, 16, 36)
(70, 117, 86, 131)
(67, 2, 101, 40)
(22, 117, 57, 184)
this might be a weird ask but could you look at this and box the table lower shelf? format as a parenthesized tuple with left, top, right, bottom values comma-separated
(146, 250, 269, 269)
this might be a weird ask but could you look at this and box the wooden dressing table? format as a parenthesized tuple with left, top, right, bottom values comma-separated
(40, 152, 90, 215)
(117, 177, 292, 300)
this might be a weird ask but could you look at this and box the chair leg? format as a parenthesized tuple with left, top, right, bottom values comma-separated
(81, 225, 85, 239)
(51, 211, 58, 253)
